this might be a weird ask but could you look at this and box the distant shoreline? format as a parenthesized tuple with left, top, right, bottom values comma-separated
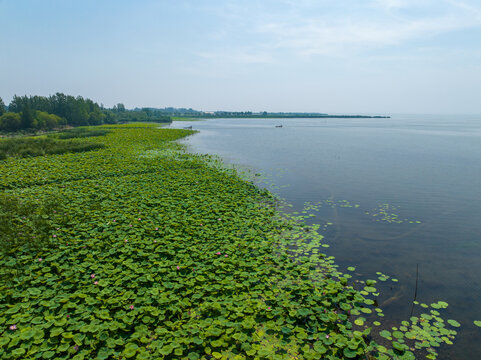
(178, 114, 391, 119)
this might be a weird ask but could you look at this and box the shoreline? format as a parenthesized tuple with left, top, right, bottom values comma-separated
(177, 115, 390, 120)
(0, 124, 457, 359)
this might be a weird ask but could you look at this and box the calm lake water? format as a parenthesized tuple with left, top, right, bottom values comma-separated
(170, 116, 481, 359)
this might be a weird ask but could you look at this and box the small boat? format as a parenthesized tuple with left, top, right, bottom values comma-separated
(184, 126, 193, 130)
(275, 125, 283, 128)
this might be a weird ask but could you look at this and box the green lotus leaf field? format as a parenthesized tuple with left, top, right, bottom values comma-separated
(0, 125, 459, 359)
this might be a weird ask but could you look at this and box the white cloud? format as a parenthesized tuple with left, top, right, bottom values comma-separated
(205, 0, 481, 60)
(258, 15, 481, 57)
(445, 0, 481, 18)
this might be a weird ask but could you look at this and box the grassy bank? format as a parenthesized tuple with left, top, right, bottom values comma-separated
(0, 124, 457, 359)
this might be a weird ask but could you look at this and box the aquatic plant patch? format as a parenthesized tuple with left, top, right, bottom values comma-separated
(0, 137, 104, 160)
(53, 127, 111, 139)
(366, 204, 421, 224)
(0, 125, 462, 359)
(0, 193, 65, 284)
(303, 200, 420, 225)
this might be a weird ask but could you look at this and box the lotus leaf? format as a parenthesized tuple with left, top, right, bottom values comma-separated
(0, 125, 459, 360)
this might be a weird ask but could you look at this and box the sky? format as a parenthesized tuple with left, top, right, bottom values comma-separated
(1, 0, 481, 114)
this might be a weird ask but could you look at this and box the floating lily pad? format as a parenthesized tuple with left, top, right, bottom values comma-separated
(354, 318, 365, 326)
(447, 320, 461, 328)
(380, 330, 392, 339)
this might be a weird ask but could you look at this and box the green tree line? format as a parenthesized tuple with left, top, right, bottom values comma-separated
(0, 94, 171, 133)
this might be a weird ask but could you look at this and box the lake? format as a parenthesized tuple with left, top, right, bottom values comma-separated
(170, 115, 481, 359)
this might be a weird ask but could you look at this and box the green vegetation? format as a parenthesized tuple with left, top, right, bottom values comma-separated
(303, 199, 420, 225)
(114, 108, 171, 124)
(0, 125, 458, 359)
(53, 128, 111, 140)
(0, 137, 105, 160)
(0, 94, 172, 134)
(0, 97, 6, 116)
(0, 194, 63, 284)
(4, 94, 105, 131)
(151, 108, 390, 119)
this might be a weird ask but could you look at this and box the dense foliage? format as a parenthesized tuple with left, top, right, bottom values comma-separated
(0, 97, 5, 116)
(0, 94, 171, 133)
(0, 112, 66, 133)
(0, 194, 62, 284)
(0, 137, 105, 160)
(52, 128, 111, 140)
(113, 108, 171, 124)
(0, 125, 460, 359)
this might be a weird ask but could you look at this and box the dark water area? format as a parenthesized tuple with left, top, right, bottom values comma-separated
(170, 115, 481, 359)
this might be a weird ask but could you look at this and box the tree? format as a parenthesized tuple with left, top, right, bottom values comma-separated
(0, 97, 5, 116)
(88, 110, 105, 125)
(0, 113, 21, 132)
(103, 110, 117, 124)
(35, 111, 63, 130)
(21, 105, 34, 129)
(141, 107, 152, 117)
(8, 95, 26, 113)
(70, 99, 89, 126)
(50, 93, 68, 119)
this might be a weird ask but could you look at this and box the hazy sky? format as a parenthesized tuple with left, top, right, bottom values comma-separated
(1, 0, 481, 114)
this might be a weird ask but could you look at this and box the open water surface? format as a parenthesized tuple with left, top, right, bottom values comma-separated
(170, 115, 481, 359)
